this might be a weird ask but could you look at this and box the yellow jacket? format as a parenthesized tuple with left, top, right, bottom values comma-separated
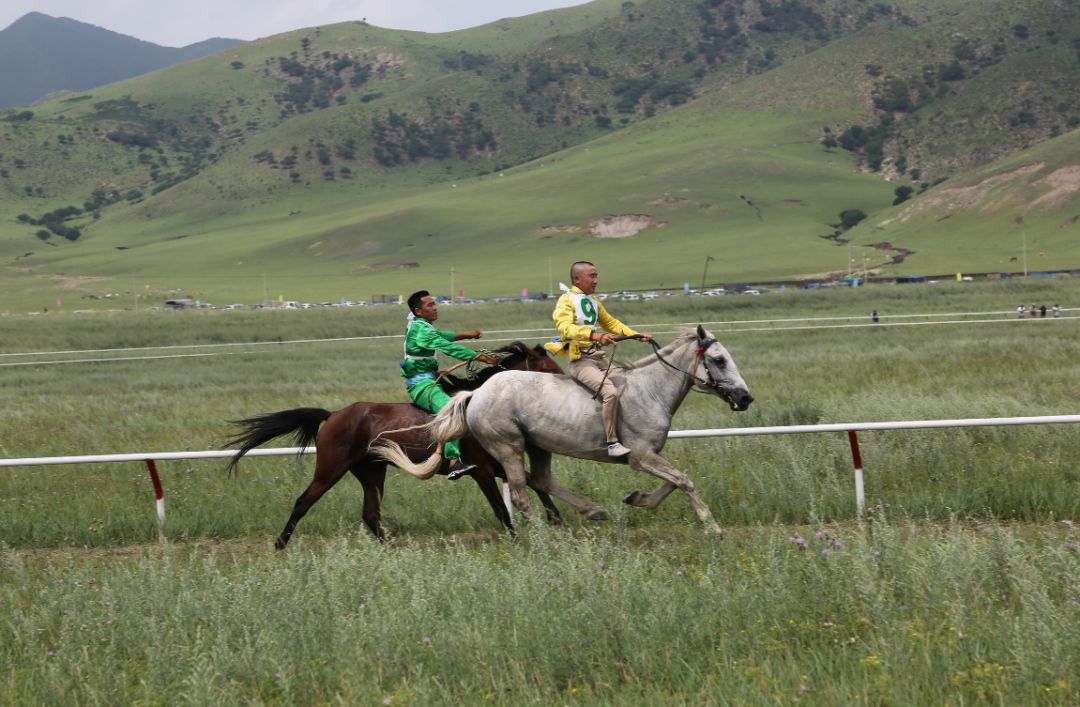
(543, 286, 638, 360)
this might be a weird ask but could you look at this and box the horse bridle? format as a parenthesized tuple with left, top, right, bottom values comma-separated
(645, 337, 727, 393)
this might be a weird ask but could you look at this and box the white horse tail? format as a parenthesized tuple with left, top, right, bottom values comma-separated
(430, 391, 474, 444)
(370, 392, 475, 480)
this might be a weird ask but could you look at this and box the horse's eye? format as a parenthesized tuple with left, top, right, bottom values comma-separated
(712, 356, 726, 367)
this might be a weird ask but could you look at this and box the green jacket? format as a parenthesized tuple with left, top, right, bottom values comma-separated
(400, 317, 477, 385)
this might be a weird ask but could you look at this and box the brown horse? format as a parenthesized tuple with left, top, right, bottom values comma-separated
(226, 341, 564, 548)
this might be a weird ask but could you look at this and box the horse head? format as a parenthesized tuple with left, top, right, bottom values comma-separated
(525, 343, 563, 374)
(440, 341, 561, 392)
(693, 325, 754, 411)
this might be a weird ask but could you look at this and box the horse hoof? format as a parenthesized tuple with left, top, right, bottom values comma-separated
(585, 509, 610, 521)
(274, 539, 288, 550)
(623, 491, 641, 506)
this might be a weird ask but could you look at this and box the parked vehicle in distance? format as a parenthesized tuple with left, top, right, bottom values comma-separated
(620, 293, 641, 301)
(742, 289, 761, 295)
(642, 291, 658, 300)
(223, 304, 246, 310)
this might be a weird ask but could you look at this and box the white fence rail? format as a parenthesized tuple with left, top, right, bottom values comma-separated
(3, 415, 1079, 532)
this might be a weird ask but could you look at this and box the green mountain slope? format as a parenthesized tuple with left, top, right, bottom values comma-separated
(1, 0, 1078, 309)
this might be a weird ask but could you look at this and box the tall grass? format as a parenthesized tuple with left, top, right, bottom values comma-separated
(2, 519, 1078, 704)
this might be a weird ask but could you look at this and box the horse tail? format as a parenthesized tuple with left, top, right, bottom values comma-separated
(225, 407, 331, 472)
(431, 391, 473, 444)
(371, 392, 475, 480)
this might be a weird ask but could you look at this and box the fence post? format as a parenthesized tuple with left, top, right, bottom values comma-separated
(144, 459, 165, 539)
(847, 430, 865, 516)
(500, 479, 513, 522)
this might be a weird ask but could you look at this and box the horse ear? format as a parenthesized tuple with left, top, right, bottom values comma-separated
(696, 324, 707, 340)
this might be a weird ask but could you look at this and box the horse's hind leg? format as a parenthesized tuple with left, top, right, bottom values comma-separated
(525, 445, 607, 522)
(470, 462, 515, 533)
(627, 451, 722, 535)
(275, 450, 350, 549)
(623, 481, 677, 509)
(481, 438, 535, 518)
(523, 446, 563, 525)
(351, 463, 387, 541)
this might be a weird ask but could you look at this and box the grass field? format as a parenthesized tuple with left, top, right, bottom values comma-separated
(2, 280, 1079, 703)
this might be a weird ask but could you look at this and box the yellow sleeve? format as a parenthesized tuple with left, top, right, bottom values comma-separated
(552, 294, 594, 343)
(596, 301, 637, 337)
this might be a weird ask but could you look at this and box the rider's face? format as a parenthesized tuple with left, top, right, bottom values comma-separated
(573, 265, 599, 294)
(415, 295, 438, 321)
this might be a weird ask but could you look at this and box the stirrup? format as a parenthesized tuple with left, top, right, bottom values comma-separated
(447, 460, 476, 480)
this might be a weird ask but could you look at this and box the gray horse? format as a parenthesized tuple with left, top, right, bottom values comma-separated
(374, 326, 753, 534)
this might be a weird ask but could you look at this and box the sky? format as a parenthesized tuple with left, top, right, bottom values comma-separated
(0, 0, 592, 47)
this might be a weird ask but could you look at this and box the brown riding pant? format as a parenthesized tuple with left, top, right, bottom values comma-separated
(570, 348, 620, 443)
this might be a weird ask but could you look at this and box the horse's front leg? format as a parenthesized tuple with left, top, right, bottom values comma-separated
(626, 450, 722, 535)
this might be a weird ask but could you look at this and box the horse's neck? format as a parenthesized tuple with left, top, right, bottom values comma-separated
(623, 340, 696, 420)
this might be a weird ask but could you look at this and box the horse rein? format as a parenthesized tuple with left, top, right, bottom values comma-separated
(646, 337, 725, 393)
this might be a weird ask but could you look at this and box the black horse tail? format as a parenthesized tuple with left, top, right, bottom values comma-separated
(225, 407, 331, 472)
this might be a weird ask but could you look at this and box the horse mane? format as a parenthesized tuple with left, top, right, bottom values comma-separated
(438, 341, 538, 392)
(615, 330, 697, 371)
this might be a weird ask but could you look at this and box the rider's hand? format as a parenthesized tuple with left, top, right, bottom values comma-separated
(474, 353, 498, 366)
(593, 332, 616, 346)
(638, 333, 653, 342)
(461, 329, 483, 340)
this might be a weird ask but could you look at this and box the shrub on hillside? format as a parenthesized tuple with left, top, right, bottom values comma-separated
(838, 209, 867, 230)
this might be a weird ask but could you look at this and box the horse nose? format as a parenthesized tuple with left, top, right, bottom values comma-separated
(736, 390, 754, 410)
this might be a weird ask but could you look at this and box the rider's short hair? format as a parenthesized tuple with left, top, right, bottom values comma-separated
(570, 261, 595, 280)
(407, 290, 430, 313)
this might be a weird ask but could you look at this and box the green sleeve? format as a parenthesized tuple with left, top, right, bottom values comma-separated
(415, 325, 477, 362)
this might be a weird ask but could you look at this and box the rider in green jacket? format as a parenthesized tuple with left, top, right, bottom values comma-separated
(402, 290, 497, 480)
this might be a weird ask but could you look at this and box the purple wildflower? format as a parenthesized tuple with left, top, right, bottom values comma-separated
(383, 698, 393, 706)
(47, 651, 55, 657)
(421, 636, 432, 645)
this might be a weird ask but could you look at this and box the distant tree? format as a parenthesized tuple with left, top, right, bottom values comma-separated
(35, 230, 50, 240)
(230, 61, 245, 70)
(595, 115, 613, 128)
(839, 209, 867, 230)
(874, 78, 912, 112)
(1011, 24, 1029, 39)
(938, 62, 965, 81)
(893, 185, 914, 205)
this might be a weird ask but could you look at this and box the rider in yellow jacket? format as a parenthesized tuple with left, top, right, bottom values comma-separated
(544, 261, 652, 456)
